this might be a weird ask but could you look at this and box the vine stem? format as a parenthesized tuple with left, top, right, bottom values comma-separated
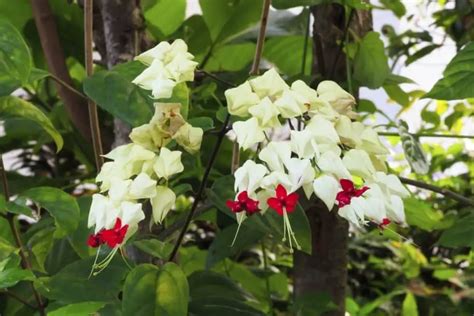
(1, 291, 38, 310)
(379, 132, 474, 139)
(399, 176, 474, 206)
(300, 7, 311, 75)
(167, 114, 231, 262)
(84, 0, 104, 170)
(0, 156, 45, 316)
(47, 74, 88, 100)
(261, 241, 273, 314)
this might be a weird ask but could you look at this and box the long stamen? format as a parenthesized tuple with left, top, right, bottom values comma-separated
(231, 222, 243, 247)
(283, 209, 301, 252)
(88, 246, 102, 279)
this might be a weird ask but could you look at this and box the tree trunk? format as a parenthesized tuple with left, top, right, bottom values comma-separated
(294, 4, 372, 316)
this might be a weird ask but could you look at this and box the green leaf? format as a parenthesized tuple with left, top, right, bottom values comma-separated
(379, 0, 406, 17)
(0, 194, 6, 214)
(188, 116, 215, 131)
(438, 214, 474, 248)
(263, 35, 313, 76)
(272, 0, 369, 9)
(0, 96, 63, 151)
(19, 187, 80, 238)
(39, 257, 128, 303)
(28, 227, 55, 273)
(402, 292, 418, 316)
(404, 198, 443, 232)
(200, 0, 263, 43)
(205, 42, 256, 72)
(383, 73, 415, 85)
(48, 302, 106, 316)
(189, 297, 265, 316)
(292, 292, 338, 316)
(384, 84, 409, 107)
(142, 0, 186, 38)
(133, 239, 173, 260)
(68, 196, 95, 259)
(0, 19, 32, 95)
(123, 263, 189, 316)
(206, 224, 265, 268)
(83, 61, 154, 127)
(6, 198, 32, 216)
(353, 32, 390, 89)
(358, 99, 377, 113)
(424, 42, 474, 100)
(0, 236, 16, 262)
(0, 268, 35, 288)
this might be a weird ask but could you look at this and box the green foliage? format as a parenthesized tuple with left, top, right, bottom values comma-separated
(438, 214, 474, 248)
(142, 0, 186, 38)
(122, 263, 189, 316)
(424, 42, 474, 100)
(48, 302, 106, 316)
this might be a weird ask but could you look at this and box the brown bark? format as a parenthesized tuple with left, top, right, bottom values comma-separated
(30, 0, 91, 141)
(294, 4, 372, 316)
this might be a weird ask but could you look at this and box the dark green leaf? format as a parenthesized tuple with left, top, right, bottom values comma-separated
(380, 0, 406, 17)
(48, 302, 107, 316)
(188, 116, 215, 131)
(188, 270, 251, 302)
(383, 73, 415, 85)
(83, 61, 154, 127)
(19, 187, 80, 238)
(142, 0, 186, 38)
(424, 42, 474, 100)
(6, 198, 32, 216)
(0, 19, 32, 95)
(68, 196, 94, 259)
(384, 84, 409, 107)
(353, 32, 390, 89)
(0, 236, 16, 261)
(406, 44, 440, 65)
(0, 268, 35, 288)
(122, 263, 189, 316)
(189, 297, 265, 316)
(205, 43, 255, 72)
(0, 96, 63, 151)
(272, 0, 370, 9)
(28, 227, 54, 273)
(263, 35, 312, 76)
(438, 214, 474, 248)
(291, 292, 337, 316)
(133, 239, 173, 260)
(358, 99, 377, 113)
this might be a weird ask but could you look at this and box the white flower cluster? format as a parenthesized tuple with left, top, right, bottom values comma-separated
(88, 40, 203, 243)
(227, 68, 409, 229)
(132, 39, 198, 99)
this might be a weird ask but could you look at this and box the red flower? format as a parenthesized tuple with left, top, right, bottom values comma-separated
(267, 184, 299, 216)
(226, 191, 260, 216)
(87, 218, 128, 249)
(378, 218, 391, 229)
(336, 179, 369, 208)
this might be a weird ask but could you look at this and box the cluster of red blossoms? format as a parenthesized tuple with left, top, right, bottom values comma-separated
(226, 185, 300, 217)
(335, 179, 369, 207)
(87, 218, 129, 248)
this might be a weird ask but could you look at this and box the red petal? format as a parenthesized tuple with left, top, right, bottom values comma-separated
(117, 225, 128, 244)
(237, 191, 249, 202)
(226, 200, 242, 213)
(113, 218, 122, 231)
(267, 197, 284, 215)
(340, 179, 355, 193)
(336, 191, 351, 207)
(381, 218, 391, 226)
(100, 229, 117, 248)
(285, 192, 299, 213)
(87, 234, 101, 248)
(354, 186, 369, 197)
(275, 184, 287, 199)
(246, 199, 260, 215)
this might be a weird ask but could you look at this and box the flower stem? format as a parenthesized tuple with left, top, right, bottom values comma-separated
(379, 132, 474, 139)
(0, 155, 45, 316)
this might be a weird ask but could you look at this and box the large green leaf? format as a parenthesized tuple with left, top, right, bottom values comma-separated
(353, 32, 390, 89)
(133, 239, 173, 260)
(28, 227, 54, 273)
(142, 0, 186, 38)
(19, 187, 80, 238)
(205, 42, 256, 72)
(272, 0, 370, 9)
(263, 35, 313, 76)
(438, 214, 474, 248)
(0, 96, 63, 151)
(68, 196, 94, 259)
(48, 302, 107, 316)
(189, 297, 265, 316)
(0, 267, 35, 288)
(0, 236, 16, 262)
(0, 19, 32, 95)
(404, 198, 443, 232)
(39, 257, 128, 303)
(83, 61, 154, 127)
(424, 42, 474, 100)
(200, 0, 263, 43)
(402, 292, 419, 316)
(122, 263, 189, 316)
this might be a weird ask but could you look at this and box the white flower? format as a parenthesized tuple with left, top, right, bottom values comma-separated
(260, 171, 293, 192)
(96, 162, 129, 192)
(386, 195, 405, 223)
(306, 115, 340, 144)
(249, 68, 289, 99)
(317, 151, 351, 179)
(285, 158, 315, 197)
(119, 201, 145, 235)
(248, 97, 281, 128)
(274, 90, 305, 118)
(108, 178, 132, 203)
(151, 186, 176, 223)
(258, 141, 291, 172)
(363, 184, 388, 223)
(172, 123, 203, 154)
(233, 118, 265, 150)
(358, 127, 389, 155)
(342, 149, 376, 179)
(313, 175, 340, 211)
(88, 194, 115, 233)
(135, 41, 171, 65)
(338, 196, 367, 228)
(132, 59, 176, 99)
(225, 81, 260, 117)
(335, 115, 361, 147)
(166, 53, 198, 82)
(129, 123, 168, 151)
(129, 173, 158, 199)
(234, 160, 268, 194)
(290, 129, 320, 160)
(290, 80, 318, 105)
(153, 147, 184, 180)
(316, 80, 357, 118)
(370, 172, 410, 198)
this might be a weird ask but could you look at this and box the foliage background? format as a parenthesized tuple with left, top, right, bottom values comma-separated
(0, 0, 473, 315)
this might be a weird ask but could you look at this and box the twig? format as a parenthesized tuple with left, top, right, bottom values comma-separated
(399, 176, 474, 206)
(84, 0, 104, 170)
(47, 74, 88, 100)
(196, 70, 236, 88)
(249, 0, 272, 76)
(300, 7, 311, 75)
(1, 291, 38, 310)
(261, 241, 273, 314)
(379, 132, 474, 139)
(329, 9, 355, 80)
(0, 155, 45, 316)
(167, 114, 231, 262)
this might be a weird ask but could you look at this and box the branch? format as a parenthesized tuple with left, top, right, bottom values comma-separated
(31, 0, 92, 142)
(1, 290, 38, 310)
(167, 114, 231, 262)
(379, 132, 474, 140)
(249, 0, 272, 76)
(84, 0, 104, 170)
(196, 70, 236, 88)
(399, 176, 474, 206)
(158, 203, 212, 240)
(47, 74, 88, 100)
(300, 7, 311, 75)
(0, 155, 45, 316)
